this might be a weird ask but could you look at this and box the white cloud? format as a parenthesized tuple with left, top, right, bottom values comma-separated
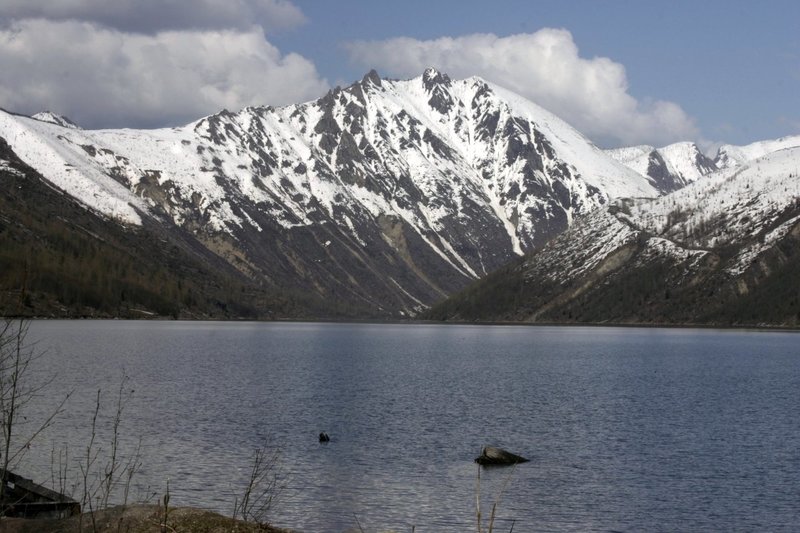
(0, 19, 329, 129)
(0, 0, 305, 33)
(346, 30, 700, 148)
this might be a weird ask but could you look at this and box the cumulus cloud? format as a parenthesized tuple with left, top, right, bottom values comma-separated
(346, 30, 700, 148)
(0, 0, 305, 33)
(0, 19, 329, 129)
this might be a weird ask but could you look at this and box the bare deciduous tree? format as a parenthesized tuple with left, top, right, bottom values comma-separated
(78, 372, 142, 532)
(232, 438, 284, 527)
(0, 318, 70, 514)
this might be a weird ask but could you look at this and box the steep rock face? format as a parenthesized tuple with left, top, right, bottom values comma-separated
(427, 147, 800, 326)
(0, 69, 664, 316)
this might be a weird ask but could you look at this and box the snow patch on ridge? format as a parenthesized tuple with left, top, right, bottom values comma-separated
(716, 135, 800, 170)
(0, 111, 143, 225)
(31, 111, 81, 130)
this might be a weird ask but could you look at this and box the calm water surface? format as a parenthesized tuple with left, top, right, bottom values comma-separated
(19, 321, 800, 532)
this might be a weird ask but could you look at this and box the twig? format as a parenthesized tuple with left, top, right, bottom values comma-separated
(476, 463, 482, 533)
(353, 512, 365, 533)
(161, 478, 170, 533)
(233, 437, 283, 526)
(79, 389, 102, 533)
(476, 460, 518, 533)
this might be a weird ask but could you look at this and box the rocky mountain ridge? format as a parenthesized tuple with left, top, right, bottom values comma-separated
(3, 69, 798, 319)
(1, 69, 671, 317)
(425, 145, 800, 326)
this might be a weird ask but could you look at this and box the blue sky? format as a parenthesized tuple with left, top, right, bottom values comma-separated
(274, 0, 800, 148)
(1, 0, 798, 150)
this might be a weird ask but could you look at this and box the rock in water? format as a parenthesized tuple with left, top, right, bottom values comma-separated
(475, 446, 529, 466)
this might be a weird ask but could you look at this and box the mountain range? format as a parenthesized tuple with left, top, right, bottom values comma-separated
(426, 144, 800, 326)
(1, 69, 798, 322)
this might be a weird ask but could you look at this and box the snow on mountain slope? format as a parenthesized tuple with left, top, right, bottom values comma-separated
(0, 111, 145, 224)
(605, 145, 654, 165)
(483, 81, 657, 199)
(295, 68, 658, 250)
(607, 142, 716, 192)
(715, 135, 800, 170)
(31, 111, 81, 129)
(0, 69, 680, 315)
(428, 146, 800, 325)
(597, 145, 800, 282)
(632, 146, 800, 274)
(658, 142, 717, 183)
(11, 69, 658, 252)
(85, 121, 259, 233)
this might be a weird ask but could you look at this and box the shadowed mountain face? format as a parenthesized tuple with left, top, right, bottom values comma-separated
(1, 69, 666, 317)
(425, 147, 800, 327)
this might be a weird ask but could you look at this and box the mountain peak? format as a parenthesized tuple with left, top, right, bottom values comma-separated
(422, 67, 452, 90)
(0, 70, 701, 317)
(361, 69, 382, 87)
(420, 68, 454, 114)
(607, 141, 717, 193)
(31, 111, 81, 129)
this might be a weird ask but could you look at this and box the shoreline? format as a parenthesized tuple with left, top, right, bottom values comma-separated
(9, 314, 800, 333)
(0, 504, 295, 533)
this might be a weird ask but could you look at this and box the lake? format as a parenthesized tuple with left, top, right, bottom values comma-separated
(16, 321, 800, 532)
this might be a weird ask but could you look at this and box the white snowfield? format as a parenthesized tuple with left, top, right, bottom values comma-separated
(606, 141, 714, 188)
(31, 111, 81, 130)
(657, 142, 713, 184)
(0, 111, 145, 225)
(715, 135, 800, 170)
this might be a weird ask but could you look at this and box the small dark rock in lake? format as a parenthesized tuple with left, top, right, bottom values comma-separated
(319, 432, 330, 443)
(475, 446, 528, 466)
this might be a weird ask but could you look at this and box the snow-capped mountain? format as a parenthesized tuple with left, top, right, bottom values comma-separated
(715, 135, 800, 170)
(0, 69, 664, 316)
(427, 146, 800, 326)
(606, 142, 717, 192)
(0, 135, 286, 319)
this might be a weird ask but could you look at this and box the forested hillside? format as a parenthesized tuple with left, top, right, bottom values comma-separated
(0, 137, 306, 318)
